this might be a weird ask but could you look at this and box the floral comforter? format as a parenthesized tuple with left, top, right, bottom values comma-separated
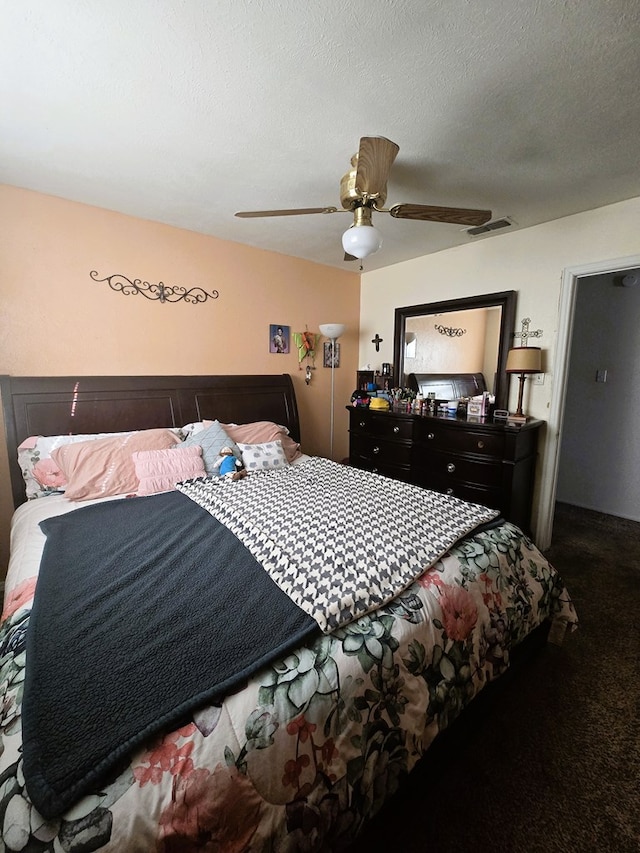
(0, 494, 576, 852)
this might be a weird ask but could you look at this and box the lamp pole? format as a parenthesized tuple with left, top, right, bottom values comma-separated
(328, 337, 336, 459)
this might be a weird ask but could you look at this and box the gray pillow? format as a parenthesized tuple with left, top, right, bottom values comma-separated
(182, 420, 240, 475)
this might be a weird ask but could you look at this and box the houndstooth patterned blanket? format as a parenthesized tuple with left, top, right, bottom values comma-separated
(178, 457, 499, 632)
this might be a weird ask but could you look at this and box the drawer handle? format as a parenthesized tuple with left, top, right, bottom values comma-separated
(427, 433, 435, 440)
(359, 421, 366, 428)
(372, 446, 380, 454)
(477, 440, 485, 449)
(447, 463, 456, 473)
(393, 426, 400, 434)
(446, 487, 454, 495)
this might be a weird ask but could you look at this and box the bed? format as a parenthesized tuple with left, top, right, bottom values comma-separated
(0, 373, 576, 852)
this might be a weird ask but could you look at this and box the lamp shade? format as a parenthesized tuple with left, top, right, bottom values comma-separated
(506, 346, 542, 373)
(319, 323, 346, 340)
(341, 225, 382, 259)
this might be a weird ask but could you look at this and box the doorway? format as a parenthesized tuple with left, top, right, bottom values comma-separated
(536, 253, 640, 549)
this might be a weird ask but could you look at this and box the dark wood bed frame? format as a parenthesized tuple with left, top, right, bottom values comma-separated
(1, 374, 300, 509)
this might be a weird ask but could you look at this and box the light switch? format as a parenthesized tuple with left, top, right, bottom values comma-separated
(595, 369, 608, 383)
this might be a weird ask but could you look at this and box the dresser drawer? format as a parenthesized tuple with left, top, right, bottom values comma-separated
(416, 421, 505, 458)
(416, 450, 504, 488)
(427, 478, 504, 513)
(351, 457, 413, 482)
(350, 434, 412, 467)
(350, 411, 413, 441)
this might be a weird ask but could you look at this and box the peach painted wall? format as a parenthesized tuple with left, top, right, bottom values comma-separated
(0, 185, 360, 576)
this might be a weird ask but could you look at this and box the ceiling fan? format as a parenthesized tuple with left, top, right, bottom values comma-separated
(235, 136, 492, 262)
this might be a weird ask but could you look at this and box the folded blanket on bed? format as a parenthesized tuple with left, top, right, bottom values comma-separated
(178, 457, 500, 631)
(22, 491, 318, 820)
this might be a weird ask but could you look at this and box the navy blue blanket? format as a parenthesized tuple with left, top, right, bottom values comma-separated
(22, 490, 318, 819)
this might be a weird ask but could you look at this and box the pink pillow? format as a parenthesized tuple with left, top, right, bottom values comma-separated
(221, 421, 301, 462)
(52, 429, 181, 501)
(133, 445, 205, 495)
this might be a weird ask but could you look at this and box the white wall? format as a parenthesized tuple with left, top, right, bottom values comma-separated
(359, 196, 640, 541)
(556, 271, 640, 520)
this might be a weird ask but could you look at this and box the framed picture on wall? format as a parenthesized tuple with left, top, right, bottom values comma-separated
(323, 341, 340, 368)
(269, 324, 290, 354)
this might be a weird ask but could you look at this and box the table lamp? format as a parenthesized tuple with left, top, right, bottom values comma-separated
(505, 346, 542, 418)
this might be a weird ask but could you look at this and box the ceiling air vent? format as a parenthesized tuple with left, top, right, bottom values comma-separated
(466, 217, 513, 237)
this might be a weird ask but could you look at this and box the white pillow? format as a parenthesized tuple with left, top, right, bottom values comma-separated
(238, 440, 289, 471)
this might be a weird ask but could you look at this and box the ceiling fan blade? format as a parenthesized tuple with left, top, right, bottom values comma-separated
(389, 204, 492, 226)
(354, 136, 399, 200)
(235, 207, 338, 218)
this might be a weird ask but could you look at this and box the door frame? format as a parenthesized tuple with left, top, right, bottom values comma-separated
(535, 252, 640, 549)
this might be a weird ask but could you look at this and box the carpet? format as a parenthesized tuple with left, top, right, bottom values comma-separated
(349, 503, 640, 852)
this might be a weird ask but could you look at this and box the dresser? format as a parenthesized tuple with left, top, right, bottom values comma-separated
(347, 406, 542, 532)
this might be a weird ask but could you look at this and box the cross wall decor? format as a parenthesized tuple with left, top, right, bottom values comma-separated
(513, 317, 543, 345)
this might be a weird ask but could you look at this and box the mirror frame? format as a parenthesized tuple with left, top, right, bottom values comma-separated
(393, 290, 517, 411)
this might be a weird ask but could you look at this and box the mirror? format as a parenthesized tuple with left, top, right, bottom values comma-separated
(393, 291, 516, 411)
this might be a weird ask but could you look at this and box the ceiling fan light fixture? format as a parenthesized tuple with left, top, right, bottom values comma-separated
(341, 224, 382, 259)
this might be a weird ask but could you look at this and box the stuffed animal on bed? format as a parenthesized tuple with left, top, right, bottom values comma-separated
(213, 446, 247, 480)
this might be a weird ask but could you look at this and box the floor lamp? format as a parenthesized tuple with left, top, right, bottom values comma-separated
(319, 323, 346, 460)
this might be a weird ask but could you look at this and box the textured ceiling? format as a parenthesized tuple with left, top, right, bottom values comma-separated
(2, 1, 640, 271)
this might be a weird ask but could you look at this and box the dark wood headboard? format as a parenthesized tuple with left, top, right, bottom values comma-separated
(0, 374, 300, 509)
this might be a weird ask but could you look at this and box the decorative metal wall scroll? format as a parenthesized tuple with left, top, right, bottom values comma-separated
(90, 271, 219, 304)
(513, 317, 543, 344)
(434, 323, 466, 337)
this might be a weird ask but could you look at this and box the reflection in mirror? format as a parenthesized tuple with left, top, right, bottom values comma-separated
(393, 291, 516, 411)
(404, 331, 417, 359)
(404, 307, 502, 386)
